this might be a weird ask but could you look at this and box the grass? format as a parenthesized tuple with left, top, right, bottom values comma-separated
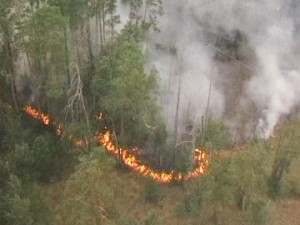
(43, 122, 300, 225)
(46, 149, 185, 225)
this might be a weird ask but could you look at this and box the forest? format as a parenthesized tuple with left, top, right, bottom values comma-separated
(1, 0, 300, 224)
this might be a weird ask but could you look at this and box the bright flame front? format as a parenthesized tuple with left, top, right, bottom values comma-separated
(24, 106, 51, 125)
(98, 131, 209, 184)
(24, 106, 209, 184)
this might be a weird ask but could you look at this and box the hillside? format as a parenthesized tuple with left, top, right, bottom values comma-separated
(1, 1, 300, 225)
(44, 121, 300, 225)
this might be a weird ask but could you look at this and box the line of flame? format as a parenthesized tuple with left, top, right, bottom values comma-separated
(24, 106, 209, 184)
(98, 131, 209, 184)
(24, 106, 51, 125)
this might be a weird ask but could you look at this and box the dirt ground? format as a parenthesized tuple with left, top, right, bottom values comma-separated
(274, 198, 300, 225)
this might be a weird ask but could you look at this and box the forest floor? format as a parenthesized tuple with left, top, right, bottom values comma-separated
(274, 198, 300, 225)
(45, 125, 300, 225)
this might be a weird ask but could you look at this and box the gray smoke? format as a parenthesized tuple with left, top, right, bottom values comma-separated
(146, 0, 300, 141)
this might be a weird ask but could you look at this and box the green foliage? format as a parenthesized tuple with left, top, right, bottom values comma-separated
(5, 195, 33, 225)
(1, 114, 32, 152)
(2, 175, 52, 225)
(0, 0, 21, 50)
(156, 143, 174, 170)
(144, 178, 161, 203)
(64, 122, 91, 144)
(174, 144, 194, 175)
(121, 0, 163, 33)
(0, 105, 5, 153)
(122, 22, 149, 42)
(13, 134, 73, 182)
(211, 144, 268, 208)
(0, 161, 9, 189)
(24, 5, 67, 59)
(144, 213, 161, 225)
(58, 150, 124, 225)
(49, 0, 86, 28)
(0, 74, 8, 101)
(23, 5, 69, 104)
(177, 141, 272, 224)
(3, 1, 300, 224)
(269, 122, 300, 198)
(244, 200, 273, 225)
(181, 193, 198, 214)
(92, 32, 159, 148)
(154, 123, 167, 147)
(202, 118, 231, 151)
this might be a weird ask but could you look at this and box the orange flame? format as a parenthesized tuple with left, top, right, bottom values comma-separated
(24, 106, 210, 184)
(24, 106, 50, 125)
(97, 112, 104, 121)
(98, 131, 209, 184)
(57, 122, 63, 135)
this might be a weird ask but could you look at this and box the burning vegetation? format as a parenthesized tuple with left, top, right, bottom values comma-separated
(99, 131, 209, 184)
(24, 106, 209, 184)
(24, 106, 51, 125)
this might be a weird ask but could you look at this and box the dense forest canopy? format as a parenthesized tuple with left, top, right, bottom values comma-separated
(1, 0, 300, 225)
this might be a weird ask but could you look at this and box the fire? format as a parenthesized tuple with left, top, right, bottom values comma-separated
(74, 139, 89, 147)
(97, 112, 104, 120)
(24, 106, 210, 184)
(98, 131, 209, 184)
(24, 106, 51, 125)
(57, 122, 63, 135)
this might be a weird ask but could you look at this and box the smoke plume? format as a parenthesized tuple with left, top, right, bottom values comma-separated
(146, 0, 300, 141)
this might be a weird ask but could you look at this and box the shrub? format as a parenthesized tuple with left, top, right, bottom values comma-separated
(202, 119, 231, 151)
(2, 175, 52, 225)
(144, 178, 161, 203)
(144, 213, 161, 225)
(13, 134, 73, 182)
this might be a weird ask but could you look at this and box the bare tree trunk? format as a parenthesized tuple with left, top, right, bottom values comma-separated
(101, 3, 106, 45)
(200, 66, 214, 145)
(205, 66, 214, 122)
(65, 63, 90, 128)
(74, 29, 81, 66)
(63, 26, 71, 87)
(166, 57, 173, 120)
(96, 12, 103, 52)
(143, 2, 148, 23)
(174, 77, 181, 165)
(174, 78, 181, 143)
(120, 108, 125, 165)
(110, 12, 115, 39)
(3, 38, 18, 110)
(97, 4, 104, 51)
(86, 19, 95, 71)
(36, 0, 40, 8)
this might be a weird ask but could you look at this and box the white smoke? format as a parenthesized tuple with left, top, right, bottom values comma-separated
(250, 24, 300, 137)
(146, 0, 300, 140)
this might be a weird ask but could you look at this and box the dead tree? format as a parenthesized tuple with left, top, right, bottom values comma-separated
(65, 63, 90, 129)
(200, 65, 214, 145)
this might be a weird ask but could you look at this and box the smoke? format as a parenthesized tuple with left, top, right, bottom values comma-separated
(146, 0, 300, 141)
(250, 24, 300, 138)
